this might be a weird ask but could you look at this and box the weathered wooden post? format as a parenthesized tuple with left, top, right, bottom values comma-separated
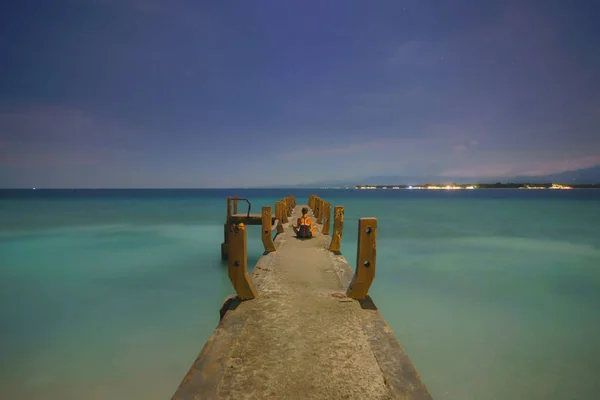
(308, 195, 314, 210)
(322, 201, 331, 235)
(275, 201, 284, 233)
(318, 199, 325, 224)
(228, 223, 258, 299)
(221, 196, 232, 260)
(315, 197, 321, 220)
(233, 196, 239, 215)
(261, 206, 276, 253)
(329, 206, 344, 253)
(347, 218, 377, 299)
(281, 198, 289, 223)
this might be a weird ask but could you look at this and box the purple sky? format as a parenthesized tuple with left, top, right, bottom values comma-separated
(1, 0, 599, 187)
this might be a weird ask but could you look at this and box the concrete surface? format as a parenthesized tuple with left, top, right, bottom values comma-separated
(172, 205, 432, 400)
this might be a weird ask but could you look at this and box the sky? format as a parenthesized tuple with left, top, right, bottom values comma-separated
(1, 0, 599, 188)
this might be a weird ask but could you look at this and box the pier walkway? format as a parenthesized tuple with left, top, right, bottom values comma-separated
(172, 196, 431, 399)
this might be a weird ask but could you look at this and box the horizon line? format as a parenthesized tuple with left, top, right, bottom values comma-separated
(2, 181, 600, 190)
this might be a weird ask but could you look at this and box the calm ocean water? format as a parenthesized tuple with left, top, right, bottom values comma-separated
(1, 189, 599, 399)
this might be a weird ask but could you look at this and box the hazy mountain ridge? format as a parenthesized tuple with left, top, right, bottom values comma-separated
(276, 165, 600, 187)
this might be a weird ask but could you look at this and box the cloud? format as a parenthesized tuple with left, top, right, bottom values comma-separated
(280, 141, 382, 161)
(0, 105, 139, 146)
(0, 153, 99, 169)
(279, 137, 436, 162)
(0, 105, 144, 170)
(453, 139, 480, 152)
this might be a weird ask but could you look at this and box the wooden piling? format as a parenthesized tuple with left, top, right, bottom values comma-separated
(233, 196, 238, 215)
(322, 201, 331, 235)
(221, 225, 228, 260)
(329, 206, 344, 253)
(228, 223, 257, 299)
(275, 202, 284, 233)
(347, 218, 377, 300)
(281, 199, 289, 223)
(318, 199, 325, 224)
(261, 206, 276, 253)
(318, 198, 323, 220)
(221, 197, 233, 260)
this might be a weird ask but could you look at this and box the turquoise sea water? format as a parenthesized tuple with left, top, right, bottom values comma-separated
(1, 189, 599, 399)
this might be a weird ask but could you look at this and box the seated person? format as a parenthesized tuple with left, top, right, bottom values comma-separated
(293, 207, 318, 238)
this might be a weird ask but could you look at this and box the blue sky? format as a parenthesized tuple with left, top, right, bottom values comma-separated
(1, 0, 599, 187)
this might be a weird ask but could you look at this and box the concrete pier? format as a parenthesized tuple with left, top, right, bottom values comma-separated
(172, 204, 431, 399)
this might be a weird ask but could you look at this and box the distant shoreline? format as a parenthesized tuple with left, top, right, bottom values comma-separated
(1, 185, 599, 190)
(353, 183, 600, 190)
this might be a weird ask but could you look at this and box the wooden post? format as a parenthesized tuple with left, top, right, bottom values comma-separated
(282, 199, 289, 223)
(315, 198, 321, 220)
(221, 223, 228, 260)
(329, 206, 344, 253)
(322, 201, 331, 235)
(228, 223, 258, 299)
(221, 197, 232, 260)
(275, 201, 284, 233)
(261, 206, 276, 253)
(347, 218, 377, 300)
(233, 196, 238, 215)
(318, 199, 325, 224)
(309, 195, 314, 210)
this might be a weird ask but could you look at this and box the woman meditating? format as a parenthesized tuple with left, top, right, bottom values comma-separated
(293, 207, 318, 239)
